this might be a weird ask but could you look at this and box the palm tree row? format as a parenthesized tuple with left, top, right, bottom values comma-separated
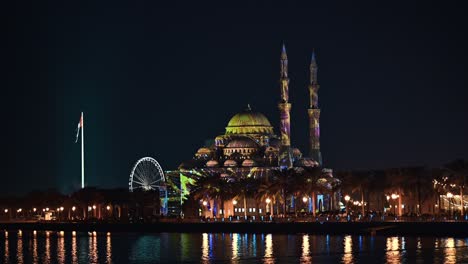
(335, 159, 468, 216)
(188, 166, 335, 217)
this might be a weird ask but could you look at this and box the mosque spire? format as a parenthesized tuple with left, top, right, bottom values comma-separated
(309, 50, 319, 108)
(280, 43, 289, 103)
(278, 43, 292, 168)
(307, 50, 322, 165)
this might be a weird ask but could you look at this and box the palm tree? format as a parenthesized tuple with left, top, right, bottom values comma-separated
(216, 178, 235, 217)
(432, 167, 447, 215)
(71, 187, 104, 220)
(294, 167, 321, 216)
(232, 177, 259, 219)
(266, 168, 297, 216)
(443, 159, 468, 217)
(339, 170, 370, 216)
(190, 175, 222, 217)
(256, 180, 278, 216)
(385, 168, 416, 216)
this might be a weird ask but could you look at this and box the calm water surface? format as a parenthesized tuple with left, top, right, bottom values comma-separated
(1, 230, 467, 263)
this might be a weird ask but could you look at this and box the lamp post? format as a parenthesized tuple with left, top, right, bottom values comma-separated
(447, 192, 453, 219)
(344, 195, 350, 216)
(72, 206, 76, 220)
(265, 198, 271, 215)
(391, 193, 399, 216)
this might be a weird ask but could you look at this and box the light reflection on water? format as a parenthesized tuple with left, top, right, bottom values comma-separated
(4, 231, 9, 263)
(301, 235, 311, 263)
(263, 233, 274, 264)
(342, 235, 353, 264)
(17, 230, 23, 264)
(444, 237, 456, 264)
(89, 231, 98, 263)
(32, 230, 38, 264)
(45, 231, 51, 263)
(0, 231, 467, 263)
(106, 232, 112, 264)
(386, 236, 400, 264)
(57, 231, 65, 264)
(71, 232, 77, 264)
(201, 233, 209, 263)
(232, 233, 239, 262)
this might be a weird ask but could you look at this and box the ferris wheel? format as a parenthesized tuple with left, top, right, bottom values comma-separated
(129, 157, 168, 214)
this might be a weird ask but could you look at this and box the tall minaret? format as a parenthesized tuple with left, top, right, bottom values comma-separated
(278, 44, 292, 168)
(308, 51, 322, 165)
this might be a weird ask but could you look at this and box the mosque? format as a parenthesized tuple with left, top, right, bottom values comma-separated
(180, 45, 323, 173)
(167, 45, 339, 217)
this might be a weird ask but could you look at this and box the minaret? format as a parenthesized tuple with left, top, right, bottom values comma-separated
(278, 44, 292, 168)
(308, 51, 322, 165)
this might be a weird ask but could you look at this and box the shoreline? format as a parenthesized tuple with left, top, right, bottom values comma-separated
(1, 221, 467, 237)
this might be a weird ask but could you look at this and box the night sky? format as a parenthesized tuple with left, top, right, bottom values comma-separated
(4, 2, 468, 194)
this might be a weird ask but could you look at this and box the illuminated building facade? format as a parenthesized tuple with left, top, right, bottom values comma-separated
(180, 45, 320, 174)
(171, 45, 337, 217)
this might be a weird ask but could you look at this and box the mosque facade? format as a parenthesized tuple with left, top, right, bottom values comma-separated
(166, 45, 339, 217)
(181, 45, 322, 174)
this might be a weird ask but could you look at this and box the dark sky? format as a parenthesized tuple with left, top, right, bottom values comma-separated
(4, 2, 468, 194)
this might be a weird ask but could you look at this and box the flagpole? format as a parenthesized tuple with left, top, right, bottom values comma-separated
(81, 112, 85, 189)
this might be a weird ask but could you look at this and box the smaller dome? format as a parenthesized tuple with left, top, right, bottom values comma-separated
(294, 158, 319, 167)
(206, 160, 219, 167)
(224, 159, 238, 167)
(291, 148, 302, 158)
(242, 159, 257, 167)
(226, 137, 258, 148)
(196, 147, 212, 154)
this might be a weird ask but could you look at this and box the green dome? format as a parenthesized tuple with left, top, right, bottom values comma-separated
(225, 106, 274, 135)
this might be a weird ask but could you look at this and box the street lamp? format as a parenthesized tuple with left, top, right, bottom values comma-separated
(265, 198, 271, 215)
(391, 194, 399, 216)
(4, 209, 8, 213)
(71, 206, 76, 220)
(202, 201, 208, 206)
(232, 200, 238, 205)
(447, 192, 453, 218)
(106, 206, 111, 211)
(302, 196, 308, 203)
(344, 195, 350, 215)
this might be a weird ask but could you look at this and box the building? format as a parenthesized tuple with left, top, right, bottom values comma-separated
(169, 45, 340, 217)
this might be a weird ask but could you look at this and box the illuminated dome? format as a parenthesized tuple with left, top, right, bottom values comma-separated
(294, 158, 319, 167)
(224, 159, 238, 167)
(206, 160, 219, 167)
(196, 147, 211, 154)
(291, 148, 302, 159)
(242, 159, 257, 167)
(195, 147, 213, 158)
(225, 105, 274, 135)
(226, 137, 257, 148)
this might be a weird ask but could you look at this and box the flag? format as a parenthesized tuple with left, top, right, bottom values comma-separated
(75, 113, 83, 143)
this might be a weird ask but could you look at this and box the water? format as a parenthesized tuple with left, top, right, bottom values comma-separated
(1, 230, 468, 263)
